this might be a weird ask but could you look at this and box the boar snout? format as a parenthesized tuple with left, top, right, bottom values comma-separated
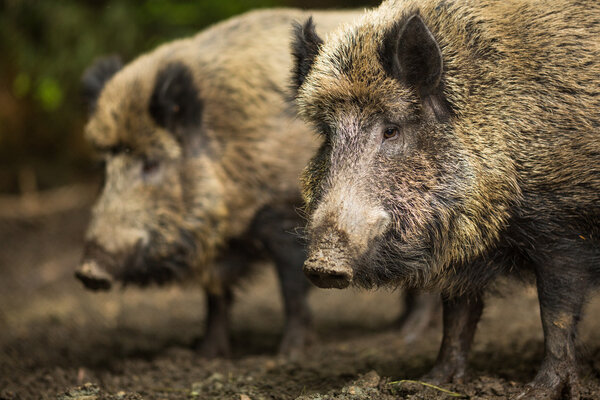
(76, 241, 120, 291)
(303, 251, 353, 289)
(303, 196, 391, 289)
(75, 259, 113, 291)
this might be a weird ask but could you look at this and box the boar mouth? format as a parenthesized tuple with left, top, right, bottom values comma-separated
(77, 238, 194, 289)
(119, 234, 195, 286)
(118, 256, 190, 286)
(76, 255, 191, 289)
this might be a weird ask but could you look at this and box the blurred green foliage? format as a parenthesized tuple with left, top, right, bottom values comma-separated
(0, 0, 377, 193)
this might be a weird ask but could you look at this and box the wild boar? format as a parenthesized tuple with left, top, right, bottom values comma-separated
(76, 8, 360, 358)
(292, 0, 599, 397)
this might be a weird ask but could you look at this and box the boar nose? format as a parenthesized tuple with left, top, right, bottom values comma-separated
(303, 255, 353, 289)
(75, 260, 113, 291)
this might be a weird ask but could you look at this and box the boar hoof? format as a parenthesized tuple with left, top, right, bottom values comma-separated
(278, 326, 316, 360)
(196, 337, 232, 359)
(421, 364, 466, 385)
(512, 385, 576, 400)
(512, 371, 579, 400)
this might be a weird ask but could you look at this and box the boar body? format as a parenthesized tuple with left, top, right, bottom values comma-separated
(77, 8, 362, 357)
(293, 0, 599, 397)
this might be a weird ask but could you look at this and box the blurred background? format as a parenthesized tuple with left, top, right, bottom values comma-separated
(0, 0, 378, 196)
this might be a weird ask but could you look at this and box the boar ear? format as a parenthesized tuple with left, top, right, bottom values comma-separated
(81, 55, 123, 114)
(149, 62, 203, 137)
(383, 13, 449, 120)
(291, 17, 324, 92)
(396, 14, 442, 93)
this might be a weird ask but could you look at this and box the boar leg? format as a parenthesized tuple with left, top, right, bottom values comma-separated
(197, 290, 232, 358)
(514, 260, 586, 400)
(272, 242, 313, 357)
(254, 207, 313, 357)
(396, 290, 440, 343)
(423, 293, 483, 384)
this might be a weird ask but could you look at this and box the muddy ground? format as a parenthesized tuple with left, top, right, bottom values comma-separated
(1, 196, 600, 400)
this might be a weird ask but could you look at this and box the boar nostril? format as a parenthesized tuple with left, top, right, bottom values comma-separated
(304, 262, 352, 289)
(75, 260, 113, 291)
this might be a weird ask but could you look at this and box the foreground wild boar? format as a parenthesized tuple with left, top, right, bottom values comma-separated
(293, 0, 599, 397)
(75, 8, 362, 358)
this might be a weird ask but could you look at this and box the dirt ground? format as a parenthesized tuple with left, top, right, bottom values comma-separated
(1, 195, 600, 400)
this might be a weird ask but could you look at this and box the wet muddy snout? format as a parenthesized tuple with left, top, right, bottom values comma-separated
(303, 250, 353, 289)
(75, 241, 125, 291)
(303, 200, 390, 289)
(75, 259, 114, 291)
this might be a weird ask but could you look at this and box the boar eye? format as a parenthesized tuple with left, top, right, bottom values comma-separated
(382, 126, 399, 140)
(142, 158, 160, 176)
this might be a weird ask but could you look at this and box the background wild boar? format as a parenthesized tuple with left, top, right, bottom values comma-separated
(292, 0, 599, 397)
(75, 8, 361, 358)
